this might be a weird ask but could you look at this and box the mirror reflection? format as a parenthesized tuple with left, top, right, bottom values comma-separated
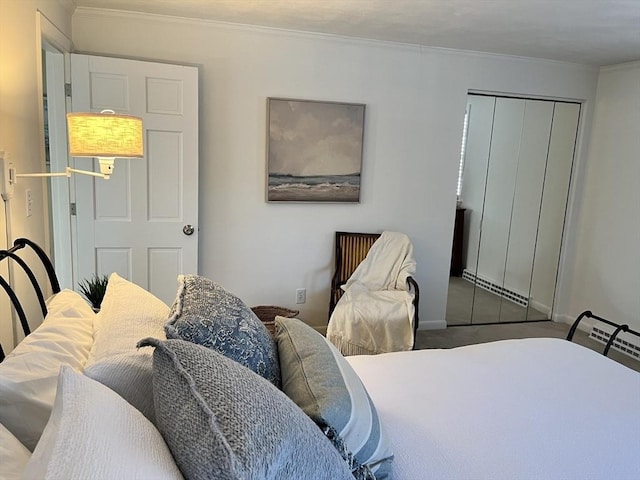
(446, 94, 580, 325)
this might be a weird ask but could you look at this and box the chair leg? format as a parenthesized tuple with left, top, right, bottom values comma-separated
(408, 276, 420, 349)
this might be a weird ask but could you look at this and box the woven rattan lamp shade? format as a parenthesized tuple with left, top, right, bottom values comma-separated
(67, 112, 143, 157)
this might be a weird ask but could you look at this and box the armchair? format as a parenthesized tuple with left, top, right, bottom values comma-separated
(327, 231, 420, 354)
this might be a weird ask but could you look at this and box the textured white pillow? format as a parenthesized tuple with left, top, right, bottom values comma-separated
(0, 422, 30, 480)
(0, 289, 95, 451)
(86, 272, 169, 365)
(84, 351, 156, 424)
(22, 366, 183, 480)
(84, 273, 169, 422)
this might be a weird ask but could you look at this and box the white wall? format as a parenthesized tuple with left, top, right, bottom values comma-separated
(71, 8, 600, 330)
(564, 62, 640, 332)
(0, 0, 73, 352)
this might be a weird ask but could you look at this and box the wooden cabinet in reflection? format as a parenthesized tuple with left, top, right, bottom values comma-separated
(450, 208, 466, 276)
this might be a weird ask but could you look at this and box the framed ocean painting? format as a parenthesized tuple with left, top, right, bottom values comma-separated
(266, 98, 365, 202)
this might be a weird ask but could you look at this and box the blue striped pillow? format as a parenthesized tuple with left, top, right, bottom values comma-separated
(275, 317, 393, 479)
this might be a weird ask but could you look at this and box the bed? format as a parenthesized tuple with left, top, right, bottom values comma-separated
(348, 339, 640, 479)
(0, 239, 639, 480)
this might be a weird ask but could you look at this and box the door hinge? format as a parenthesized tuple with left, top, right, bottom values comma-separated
(70, 202, 76, 215)
(64, 83, 72, 97)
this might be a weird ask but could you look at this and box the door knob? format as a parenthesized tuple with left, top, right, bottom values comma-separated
(183, 224, 195, 236)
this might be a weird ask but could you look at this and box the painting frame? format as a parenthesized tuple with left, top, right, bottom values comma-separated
(266, 97, 366, 203)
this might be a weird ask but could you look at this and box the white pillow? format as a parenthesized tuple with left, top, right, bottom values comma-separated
(0, 422, 30, 480)
(84, 273, 169, 422)
(0, 289, 95, 451)
(22, 366, 183, 479)
(86, 272, 169, 365)
(84, 351, 156, 424)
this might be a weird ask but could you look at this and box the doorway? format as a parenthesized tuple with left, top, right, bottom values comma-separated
(36, 10, 75, 291)
(43, 50, 200, 305)
(446, 94, 580, 325)
(70, 54, 200, 305)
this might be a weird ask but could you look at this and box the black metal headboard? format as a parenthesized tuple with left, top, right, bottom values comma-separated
(0, 238, 61, 361)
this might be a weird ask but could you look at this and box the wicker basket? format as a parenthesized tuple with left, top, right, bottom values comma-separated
(251, 305, 300, 336)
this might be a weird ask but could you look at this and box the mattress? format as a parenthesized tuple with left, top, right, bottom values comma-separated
(347, 338, 640, 480)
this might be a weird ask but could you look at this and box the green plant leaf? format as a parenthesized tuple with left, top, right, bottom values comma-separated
(78, 274, 109, 309)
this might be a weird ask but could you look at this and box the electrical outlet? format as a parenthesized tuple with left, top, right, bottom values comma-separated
(295, 288, 306, 304)
(25, 189, 33, 217)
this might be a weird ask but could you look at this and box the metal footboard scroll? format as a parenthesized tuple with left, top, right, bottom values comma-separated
(567, 310, 640, 357)
(0, 238, 61, 362)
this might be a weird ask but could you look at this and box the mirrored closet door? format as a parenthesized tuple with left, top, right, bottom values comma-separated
(446, 94, 580, 325)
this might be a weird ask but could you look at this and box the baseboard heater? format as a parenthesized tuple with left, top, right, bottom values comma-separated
(589, 325, 640, 360)
(461, 269, 529, 308)
(567, 310, 640, 361)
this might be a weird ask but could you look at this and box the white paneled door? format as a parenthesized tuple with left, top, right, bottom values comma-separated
(71, 54, 198, 305)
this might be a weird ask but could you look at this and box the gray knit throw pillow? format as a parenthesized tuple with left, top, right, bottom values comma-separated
(165, 274, 280, 387)
(138, 338, 353, 480)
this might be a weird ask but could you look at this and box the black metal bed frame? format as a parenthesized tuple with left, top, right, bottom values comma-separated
(0, 238, 60, 362)
(567, 310, 640, 358)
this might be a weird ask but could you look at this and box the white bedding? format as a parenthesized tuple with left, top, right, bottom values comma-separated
(347, 338, 640, 480)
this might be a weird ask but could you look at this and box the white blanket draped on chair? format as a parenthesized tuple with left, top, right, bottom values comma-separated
(327, 231, 416, 356)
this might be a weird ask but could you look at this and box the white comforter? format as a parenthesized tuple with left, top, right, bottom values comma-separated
(347, 338, 640, 480)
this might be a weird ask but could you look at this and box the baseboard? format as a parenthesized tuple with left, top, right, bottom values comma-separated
(419, 319, 447, 330)
(553, 312, 578, 326)
(553, 312, 599, 336)
(529, 298, 551, 317)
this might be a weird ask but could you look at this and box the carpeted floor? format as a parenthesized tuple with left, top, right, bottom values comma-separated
(415, 320, 640, 372)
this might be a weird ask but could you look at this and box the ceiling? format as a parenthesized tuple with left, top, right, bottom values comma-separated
(71, 0, 640, 66)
